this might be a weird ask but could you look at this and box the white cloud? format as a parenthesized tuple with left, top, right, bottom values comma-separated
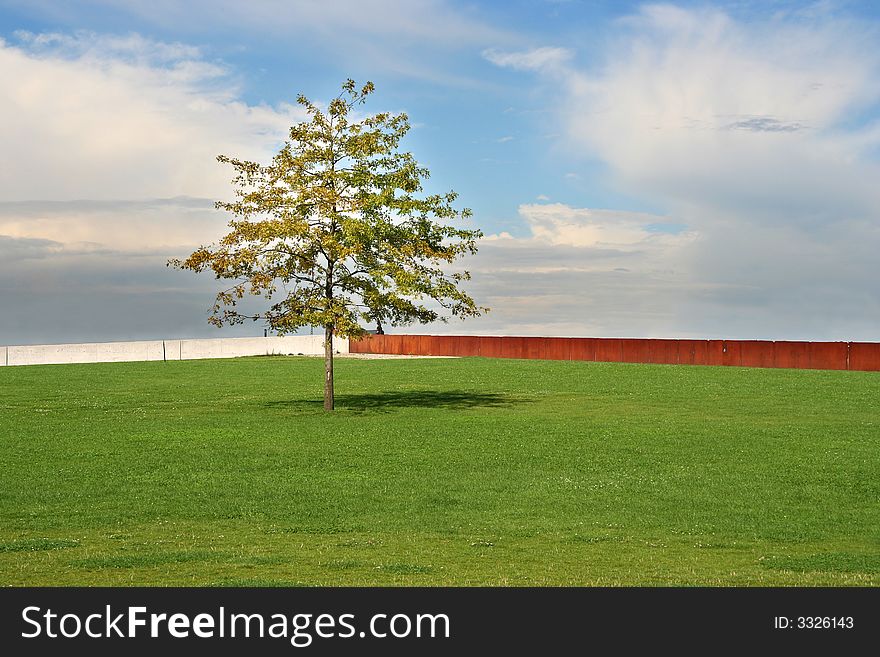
(13, 29, 204, 63)
(516, 203, 690, 249)
(5, 6, 880, 344)
(0, 198, 225, 253)
(482, 46, 573, 72)
(416, 202, 702, 338)
(0, 197, 274, 344)
(478, 4, 880, 340)
(13, 0, 514, 85)
(564, 5, 880, 215)
(81, 0, 508, 47)
(0, 32, 305, 202)
(0, 32, 311, 343)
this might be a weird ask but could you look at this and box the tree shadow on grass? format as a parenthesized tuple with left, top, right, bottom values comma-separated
(265, 390, 529, 412)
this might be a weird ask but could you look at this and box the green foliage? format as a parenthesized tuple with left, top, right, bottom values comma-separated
(170, 80, 486, 338)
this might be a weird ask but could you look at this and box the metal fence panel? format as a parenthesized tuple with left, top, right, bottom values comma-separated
(479, 336, 505, 358)
(457, 335, 481, 356)
(544, 337, 571, 360)
(349, 336, 367, 353)
(499, 336, 527, 359)
(620, 339, 650, 363)
(526, 337, 548, 360)
(849, 342, 880, 371)
(677, 340, 701, 365)
(706, 340, 725, 366)
(649, 339, 679, 365)
(808, 342, 848, 370)
(595, 339, 623, 362)
(739, 341, 774, 368)
(569, 338, 597, 361)
(348, 334, 877, 371)
(773, 341, 809, 369)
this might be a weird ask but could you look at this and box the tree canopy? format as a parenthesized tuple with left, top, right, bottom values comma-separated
(170, 80, 486, 409)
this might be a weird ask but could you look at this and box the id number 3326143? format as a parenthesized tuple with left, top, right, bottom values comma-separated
(774, 616, 854, 630)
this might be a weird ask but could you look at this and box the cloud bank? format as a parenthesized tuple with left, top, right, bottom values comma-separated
(0, 32, 303, 343)
(1, 31, 304, 201)
(3, 4, 880, 344)
(469, 3, 880, 340)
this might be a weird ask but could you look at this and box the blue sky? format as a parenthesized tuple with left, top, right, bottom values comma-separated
(1, 1, 879, 343)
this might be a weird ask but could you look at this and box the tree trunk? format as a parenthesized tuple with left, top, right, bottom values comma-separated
(323, 325, 334, 411)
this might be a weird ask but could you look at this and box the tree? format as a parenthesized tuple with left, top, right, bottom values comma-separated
(170, 80, 486, 410)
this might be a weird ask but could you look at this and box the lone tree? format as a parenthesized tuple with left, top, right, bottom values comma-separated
(171, 80, 486, 410)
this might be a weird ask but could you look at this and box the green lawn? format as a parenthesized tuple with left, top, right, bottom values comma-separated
(0, 355, 877, 586)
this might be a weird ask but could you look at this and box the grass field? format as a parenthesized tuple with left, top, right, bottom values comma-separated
(1, 355, 877, 586)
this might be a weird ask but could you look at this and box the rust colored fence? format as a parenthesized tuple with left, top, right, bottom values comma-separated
(349, 335, 880, 372)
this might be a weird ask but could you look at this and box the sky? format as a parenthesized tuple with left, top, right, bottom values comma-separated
(1, 0, 879, 345)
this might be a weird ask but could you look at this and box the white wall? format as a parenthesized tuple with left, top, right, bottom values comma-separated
(0, 335, 349, 367)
